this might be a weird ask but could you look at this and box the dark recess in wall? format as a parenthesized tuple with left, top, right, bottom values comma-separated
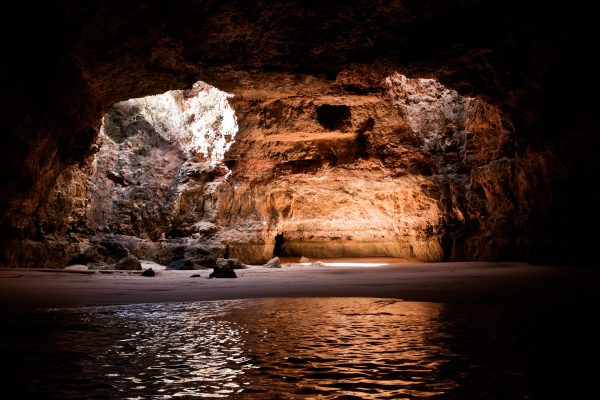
(273, 233, 285, 257)
(316, 105, 352, 131)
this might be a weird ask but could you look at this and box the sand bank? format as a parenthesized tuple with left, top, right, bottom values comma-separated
(1, 260, 599, 309)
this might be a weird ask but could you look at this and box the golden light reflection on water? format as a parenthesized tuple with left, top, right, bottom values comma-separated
(14, 299, 457, 399)
(67, 299, 456, 399)
(3, 298, 591, 399)
(228, 298, 454, 399)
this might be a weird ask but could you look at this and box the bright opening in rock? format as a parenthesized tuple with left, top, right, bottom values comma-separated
(80, 82, 240, 269)
(101, 81, 237, 166)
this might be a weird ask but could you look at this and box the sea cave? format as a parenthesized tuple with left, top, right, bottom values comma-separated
(0, 1, 599, 398)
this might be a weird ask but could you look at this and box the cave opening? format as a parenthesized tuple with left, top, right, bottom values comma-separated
(100, 80, 237, 168)
(273, 233, 285, 257)
(72, 81, 241, 269)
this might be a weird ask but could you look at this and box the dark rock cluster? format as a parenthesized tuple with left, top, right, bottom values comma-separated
(209, 258, 240, 278)
(75, 240, 142, 270)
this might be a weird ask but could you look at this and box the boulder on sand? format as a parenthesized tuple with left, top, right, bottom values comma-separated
(82, 241, 129, 265)
(209, 259, 237, 278)
(216, 258, 245, 270)
(185, 242, 226, 268)
(264, 257, 281, 268)
(115, 255, 142, 270)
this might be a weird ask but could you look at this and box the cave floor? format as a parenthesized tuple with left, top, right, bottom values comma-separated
(2, 261, 599, 310)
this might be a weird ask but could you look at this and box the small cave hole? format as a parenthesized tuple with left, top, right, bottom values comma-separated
(316, 104, 352, 131)
(273, 233, 285, 257)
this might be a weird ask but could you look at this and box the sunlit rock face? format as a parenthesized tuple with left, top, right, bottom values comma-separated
(385, 73, 514, 259)
(211, 73, 511, 262)
(23, 83, 238, 267)
(214, 75, 446, 262)
(24, 72, 511, 266)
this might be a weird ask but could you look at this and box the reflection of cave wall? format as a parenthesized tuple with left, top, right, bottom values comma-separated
(1, 1, 598, 267)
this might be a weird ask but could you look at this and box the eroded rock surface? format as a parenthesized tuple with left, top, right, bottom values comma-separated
(22, 73, 513, 265)
(114, 256, 142, 271)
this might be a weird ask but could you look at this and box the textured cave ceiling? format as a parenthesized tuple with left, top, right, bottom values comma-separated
(0, 0, 598, 265)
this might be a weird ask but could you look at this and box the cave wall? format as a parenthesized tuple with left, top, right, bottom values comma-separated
(1, 0, 597, 266)
(215, 74, 447, 262)
(203, 72, 513, 263)
(11, 72, 514, 265)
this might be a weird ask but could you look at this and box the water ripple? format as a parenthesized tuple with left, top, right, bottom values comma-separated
(21, 299, 452, 398)
(3, 298, 584, 399)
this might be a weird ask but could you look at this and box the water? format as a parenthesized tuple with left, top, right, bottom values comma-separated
(0, 298, 596, 399)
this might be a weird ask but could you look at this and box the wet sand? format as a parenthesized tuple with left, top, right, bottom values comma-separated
(1, 260, 599, 309)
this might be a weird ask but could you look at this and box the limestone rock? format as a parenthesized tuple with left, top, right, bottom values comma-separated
(216, 258, 245, 270)
(158, 242, 187, 266)
(1, 1, 597, 267)
(114, 256, 142, 271)
(0, 239, 84, 269)
(184, 242, 226, 269)
(3, 71, 514, 266)
(264, 257, 282, 269)
(101, 235, 160, 262)
(83, 241, 129, 265)
(299, 256, 310, 262)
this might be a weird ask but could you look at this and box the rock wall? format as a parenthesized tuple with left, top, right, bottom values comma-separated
(16, 73, 512, 266)
(1, 1, 597, 267)
(85, 83, 236, 239)
(211, 72, 512, 263)
(385, 74, 516, 260)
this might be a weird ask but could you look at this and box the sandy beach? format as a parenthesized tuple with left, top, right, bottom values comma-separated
(1, 260, 599, 309)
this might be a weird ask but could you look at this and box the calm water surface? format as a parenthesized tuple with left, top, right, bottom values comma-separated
(0, 298, 595, 399)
